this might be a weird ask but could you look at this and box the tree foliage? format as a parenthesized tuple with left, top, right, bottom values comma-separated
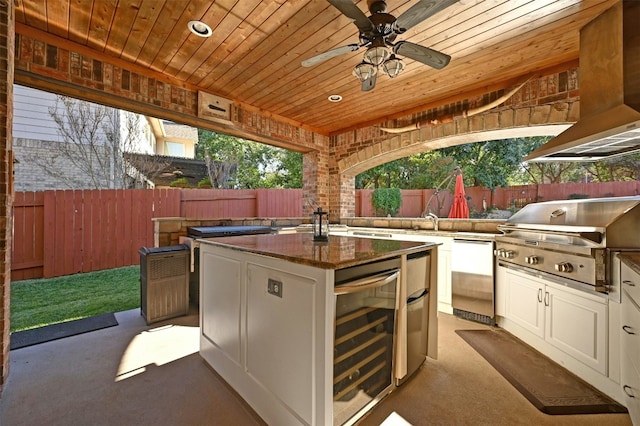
(196, 129, 302, 189)
(439, 138, 535, 189)
(356, 136, 639, 190)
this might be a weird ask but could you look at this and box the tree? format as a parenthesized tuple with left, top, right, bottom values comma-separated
(34, 96, 159, 189)
(522, 161, 577, 184)
(197, 129, 302, 189)
(582, 155, 640, 182)
(439, 137, 540, 189)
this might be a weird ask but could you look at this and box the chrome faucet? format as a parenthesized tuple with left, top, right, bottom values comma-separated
(425, 212, 439, 231)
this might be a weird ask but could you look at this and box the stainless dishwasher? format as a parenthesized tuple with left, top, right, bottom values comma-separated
(333, 257, 400, 426)
(451, 239, 495, 324)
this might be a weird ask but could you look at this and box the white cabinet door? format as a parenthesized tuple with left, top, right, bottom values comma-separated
(504, 268, 545, 338)
(246, 263, 318, 424)
(200, 250, 242, 364)
(495, 263, 507, 317)
(502, 266, 608, 375)
(545, 285, 607, 375)
(437, 246, 452, 309)
(621, 260, 640, 424)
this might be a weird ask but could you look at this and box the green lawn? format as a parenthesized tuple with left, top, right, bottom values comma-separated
(10, 266, 140, 333)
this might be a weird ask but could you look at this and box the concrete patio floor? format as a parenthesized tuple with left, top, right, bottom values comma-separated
(0, 308, 632, 426)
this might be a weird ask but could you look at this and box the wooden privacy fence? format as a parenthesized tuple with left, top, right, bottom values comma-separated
(355, 181, 640, 217)
(11, 183, 639, 280)
(11, 188, 303, 281)
(12, 189, 181, 281)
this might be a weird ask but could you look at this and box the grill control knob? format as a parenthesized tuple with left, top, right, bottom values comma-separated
(503, 250, 515, 259)
(525, 255, 539, 265)
(555, 262, 573, 273)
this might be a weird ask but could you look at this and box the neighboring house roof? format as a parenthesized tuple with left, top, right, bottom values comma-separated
(125, 153, 208, 187)
(163, 121, 198, 141)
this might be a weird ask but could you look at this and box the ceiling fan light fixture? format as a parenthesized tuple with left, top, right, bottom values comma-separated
(363, 45, 389, 66)
(353, 62, 377, 82)
(383, 55, 405, 78)
(188, 20, 212, 37)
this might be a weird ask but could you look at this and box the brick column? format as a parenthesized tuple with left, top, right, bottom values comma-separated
(302, 147, 330, 218)
(327, 161, 355, 220)
(0, 0, 14, 394)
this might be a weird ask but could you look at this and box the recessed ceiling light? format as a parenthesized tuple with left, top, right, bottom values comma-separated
(328, 95, 342, 103)
(188, 20, 212, 37)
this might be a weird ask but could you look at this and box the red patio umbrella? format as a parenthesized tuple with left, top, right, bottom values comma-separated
(448, 172, 470, 218)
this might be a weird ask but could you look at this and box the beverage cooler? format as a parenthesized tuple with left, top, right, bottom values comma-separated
(333, 257, 400, 426)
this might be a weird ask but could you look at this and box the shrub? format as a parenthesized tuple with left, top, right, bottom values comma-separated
(170, 177, 190, 188)
(198, 177, 212, 188)
(372, 188, 402, 217)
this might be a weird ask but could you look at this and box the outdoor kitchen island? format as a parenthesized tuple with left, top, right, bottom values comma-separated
(197, 233, 438, 426)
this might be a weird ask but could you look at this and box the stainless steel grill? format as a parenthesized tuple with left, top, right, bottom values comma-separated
(495, 196, 640, 296)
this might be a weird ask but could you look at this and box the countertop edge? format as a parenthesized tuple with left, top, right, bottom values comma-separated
(198, 236, 438, 270)
(619, 252, 640, 275)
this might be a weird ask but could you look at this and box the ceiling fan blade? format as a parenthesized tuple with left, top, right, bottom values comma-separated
(301, 44, 360, 67)
(327, 0, 374, 34)
(394, 41, 450, 69)
(361, 73, 377, 92)
(394, 0, 459, 34)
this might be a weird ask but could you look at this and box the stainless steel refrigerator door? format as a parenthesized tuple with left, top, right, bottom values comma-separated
(397, 251, 431, 385)
(451, 239, 494, 318)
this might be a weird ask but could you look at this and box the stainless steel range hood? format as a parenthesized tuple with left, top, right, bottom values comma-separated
(526, 0, 640, 162)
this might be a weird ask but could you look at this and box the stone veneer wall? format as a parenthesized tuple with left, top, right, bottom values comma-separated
(154, 217, 311, 247)
(340, 217, 505, 234)
(0, 0, 13, 394)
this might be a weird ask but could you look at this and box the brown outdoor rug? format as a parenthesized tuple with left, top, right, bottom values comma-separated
(455, 329, 628, 415)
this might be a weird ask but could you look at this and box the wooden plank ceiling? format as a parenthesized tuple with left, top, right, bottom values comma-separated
(14, 0, 617, 136)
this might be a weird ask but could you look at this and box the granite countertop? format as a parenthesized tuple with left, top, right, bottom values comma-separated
(619, 252, 640, 275)
(197, 233, 437, 269)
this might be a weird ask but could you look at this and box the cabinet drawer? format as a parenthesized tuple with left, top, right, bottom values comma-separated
(621, 263, 640, 306)
(622, 291, 640, 374)
(621, 351, 640, 423)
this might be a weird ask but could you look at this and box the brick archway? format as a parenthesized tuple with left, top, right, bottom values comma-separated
(330, 100, 579, 219)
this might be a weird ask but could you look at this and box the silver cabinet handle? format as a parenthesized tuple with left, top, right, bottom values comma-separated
(537, 288, 543, 303)
(623, 280, 636, 287)
(544, 291, 550, 307)
(623, 385, 635, 398)
(335, 270, 399, 295)
(622, 325, 636, 335)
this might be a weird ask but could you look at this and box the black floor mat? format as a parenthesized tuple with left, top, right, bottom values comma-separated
(456, 329, 628, 415)
(10, 313, 119, 350)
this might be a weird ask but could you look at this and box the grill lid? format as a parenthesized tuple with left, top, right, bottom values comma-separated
(187, 225, 272, 237)
(499, 196, 640, 248)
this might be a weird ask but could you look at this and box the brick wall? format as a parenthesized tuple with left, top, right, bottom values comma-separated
(329, 70, 582, 217)
(0, 0, 14, 395)
(13, 138, 118, 191)
(14, 29, 330, 224)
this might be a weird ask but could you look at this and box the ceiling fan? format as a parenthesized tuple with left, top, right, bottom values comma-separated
(302, 0, 457, 91)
